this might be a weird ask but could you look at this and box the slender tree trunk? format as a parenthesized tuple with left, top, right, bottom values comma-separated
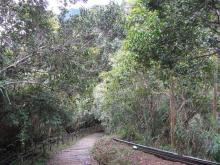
(169, 80, 176, 148)
(213, 80, 217, 120)
(212, 56, 218, 121)
(48, 127, 52, 137)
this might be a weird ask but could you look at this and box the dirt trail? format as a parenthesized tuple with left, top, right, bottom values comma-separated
(47, 133, 103, 165)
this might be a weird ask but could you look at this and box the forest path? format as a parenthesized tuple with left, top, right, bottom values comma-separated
(47, 133, 103, 165)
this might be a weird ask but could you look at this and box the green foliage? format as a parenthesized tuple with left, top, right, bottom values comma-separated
(1, 86, 71, 145)
(93, 0, 219, 162)
(0, 2, 127, 162)
(117, 124, 143, 141)
(208, 133, 220, 162)
(125, 8, 163, 66)
(93, 50, 167, 145)
(126, 0, 211, 72)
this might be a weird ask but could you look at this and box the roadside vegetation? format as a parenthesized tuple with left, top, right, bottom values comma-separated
(92, 136, 184, 165)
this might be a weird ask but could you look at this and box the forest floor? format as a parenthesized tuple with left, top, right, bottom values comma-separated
(92, 136, 186, 165)
(46, 133, 103, 165)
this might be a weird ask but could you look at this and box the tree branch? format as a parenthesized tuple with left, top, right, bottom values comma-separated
(0, 55, 33, 74)
(0, 46, 46, 75)
(188, 49, 220, 60)
(3, 80, 45, 86)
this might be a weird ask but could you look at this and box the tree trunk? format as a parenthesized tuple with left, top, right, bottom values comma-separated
(213, 80, 217, 120)
(169, 80, 176, 148)
(212, 56, 218, 121)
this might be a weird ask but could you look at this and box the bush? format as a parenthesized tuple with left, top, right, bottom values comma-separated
(206, 132, 220, 162)
(92, 136, 133, 165)
(117, 125, 143, 142)
(0, 85, 71, 148)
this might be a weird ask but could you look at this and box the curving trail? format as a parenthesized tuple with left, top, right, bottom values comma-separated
(47, 133, 103, 165)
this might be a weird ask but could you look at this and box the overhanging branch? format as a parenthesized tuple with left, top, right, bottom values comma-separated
(0, 46, 46, 75)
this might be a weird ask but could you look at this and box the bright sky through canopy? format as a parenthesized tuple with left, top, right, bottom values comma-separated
(48, 0, 123, 14)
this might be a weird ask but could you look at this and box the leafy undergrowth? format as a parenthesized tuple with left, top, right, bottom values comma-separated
(92, 136, 184, 165)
